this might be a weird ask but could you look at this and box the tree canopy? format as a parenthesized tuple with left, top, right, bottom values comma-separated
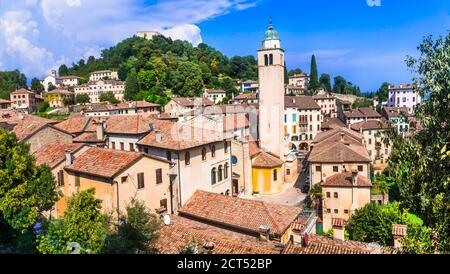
(381, 33, 450, 253)
(0, 70, 27, 99)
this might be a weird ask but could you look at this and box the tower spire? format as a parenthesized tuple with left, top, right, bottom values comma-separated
(268, 17, 273, 30)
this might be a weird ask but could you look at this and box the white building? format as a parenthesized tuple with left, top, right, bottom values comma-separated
(289, 73, 309, 89)
(257, 20, 286, 158)
(240, 80, 259, 93)
(203, 89, 227, 104)
(137, 31, 162, 40)
(313, 94, 337, 117)
(285, 96, 323, 150)
(89, 70, 119, 82)
(387, 84, 422, 114)
(41, 70, 81, 92)
(74, 80, 125, 103)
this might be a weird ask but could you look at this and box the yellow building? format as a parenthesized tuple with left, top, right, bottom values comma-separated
(321, 171, 372, 232)
(64, 147, 174, 216)
(251, 151, 284, 195)
(44, 89, 74, 107)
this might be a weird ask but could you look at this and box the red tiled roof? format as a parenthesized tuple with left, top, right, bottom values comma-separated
(33, 142, 85, 168)
(321, 117, 345, 130)
(73, 132, 105, 143)
(321, 172, 372, 187)
(105, 115, 156, 135)
(54, 114, 91, 134)
(350, 119, 391, 131)
(234, 93, 257, 100)
(309, 141, 370, 163)
(157, 215, 280, 254)
(205, 89, 226, 94)
(332, 218, 347, 228)
(0, 112, 58, 141)
(344, 108, 381, 119)
(137, 122, 233, 151)
(171, 97, 214, 107)
(382, 107, 412, 119)
(252, 151, 284, 168)
(10, 88, 35, 95)
(65, 147, 166, 178)
(179, 190, 301, 236)
(285, 96, 321, 110)
(283, 235, 395, 254)
(0, 99, 11, 104)
(249, 140, 261, 157)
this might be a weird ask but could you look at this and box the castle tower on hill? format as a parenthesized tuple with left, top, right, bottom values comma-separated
(257, 19, 286, 158)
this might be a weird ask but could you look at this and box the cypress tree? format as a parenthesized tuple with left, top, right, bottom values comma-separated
(125, 69, 139, 101)
(309, 54, 319, 93)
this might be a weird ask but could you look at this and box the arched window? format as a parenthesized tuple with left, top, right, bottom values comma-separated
(211, 168, 217, 185)
(269, 54, 273, 65)
(264, 54, 268, 66)
(273, 169, 278, 181)
(211, 145, 216, 158)
(218, 165, 223, 182)
(224, 163, 229, 179)
(185, 151, 190, 166)
(202, 147, 207, 161)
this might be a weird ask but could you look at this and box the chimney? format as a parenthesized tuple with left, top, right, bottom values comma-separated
(340, 132, 345, 142)
(95, 121, 104, 141)
(65, 149, 73, 166)
(156, 130, 162, 143)
(258, 225, 271, 241)
(203, 242, 215, 254)
(392, 224, 407, 249)
(332, 218, 346, 241)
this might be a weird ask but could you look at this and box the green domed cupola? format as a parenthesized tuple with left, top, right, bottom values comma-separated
(263, 19, 280, 41)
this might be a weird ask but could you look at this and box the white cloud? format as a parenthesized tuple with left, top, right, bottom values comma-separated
(0, 0, 258, 78)
(162, 24, 203, 46)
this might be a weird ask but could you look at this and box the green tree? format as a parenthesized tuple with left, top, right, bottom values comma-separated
(75, 94, 90, 104)
(30, 78, 44, 94)
(383, 33, 450, 253)
(333, 76, 347, 94)
(99, 92, 120, 104)
(36, 102, 49, 113)
(125, 69, 139, 101)
(103, 198, 161, 254)
(173, 61, 204, 97)
(346, 202, 432, 253)
(319, 73, 332, 92)
(58, 65, 69, 77)
(0, 129, 59, 240)
(309, 55, 319, 92)
(0, 70, 27, 99)
(36, 189, 107, 254)
(307, 184, 322, 212)
(352, 98, 373, 108)
(376, 82, 392, 104)
(288, 68, 303, 77)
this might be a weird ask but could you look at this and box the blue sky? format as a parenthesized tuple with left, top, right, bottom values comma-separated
(0, 0, 448, 91)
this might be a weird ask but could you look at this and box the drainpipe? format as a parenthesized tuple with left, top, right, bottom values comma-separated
(114, 180, 120, 223)
(177, 153, 182, 208)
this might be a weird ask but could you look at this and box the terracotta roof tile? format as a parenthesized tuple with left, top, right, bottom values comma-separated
(234, 93, 257, 100)
(350, 119, 391, 131)
(73, 132, 105, 143)
(309, 141, 370, 163)
(137, 122, 233, 151)
(105, 115, 157, 135)
(33, 142, 85, 168)
(157, 215, 280, 254)
(65, 147, 146, 178)
(179, 191, 301, 236)
(283, 235, 396, 254)
(54, 114, 91, 134)
(252, 151, 284, 168)
(171, 97, 214, 107)
(321, 172, 372, 187)
(321, 117, 345, 130)
(0, 112, 58, 141)
(10, 88, 36, 95)
(285, 96, 321, 110)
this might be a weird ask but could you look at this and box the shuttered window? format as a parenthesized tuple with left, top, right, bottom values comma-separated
(137, 173, 145, 189)
(156, 169, 163, 185)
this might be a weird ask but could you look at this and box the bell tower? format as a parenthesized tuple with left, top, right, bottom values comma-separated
(257, 19, 286, 157)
